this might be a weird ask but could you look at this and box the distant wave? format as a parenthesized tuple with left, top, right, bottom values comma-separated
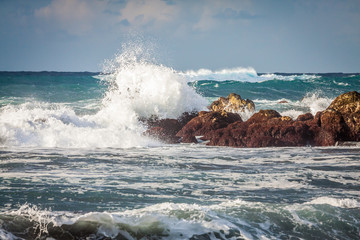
(180, 67, 320, 82)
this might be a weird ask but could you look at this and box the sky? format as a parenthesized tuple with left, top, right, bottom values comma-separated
(0, 0, 359, 73)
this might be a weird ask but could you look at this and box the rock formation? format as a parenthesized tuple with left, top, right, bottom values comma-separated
(176, 110, 242, 143)
(209, 93, 255, 113)
(202, 91, 360, 147)
(143, 91, 360, 147)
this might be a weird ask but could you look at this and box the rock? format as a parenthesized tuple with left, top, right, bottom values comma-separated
(206, 113, 313, 148)
(181, 135, 198, 143)
(327, 91, 360, 114)
(278, 100, 289, 104)
(142, 91, 360, 147)
(177, 111, 199, 128)
(141, 112, 198, 144)
(144, 126, 180, 144)
(209, 93, 255, 113)
(247, 109, 282, 123)
(327, 91, 360, 140)
(143, 118, 182, 143)
(296, 113, 314, 122)
(176, 111, 242, 142)
(314, 109, 350, 146)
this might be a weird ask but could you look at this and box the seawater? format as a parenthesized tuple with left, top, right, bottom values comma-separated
(0, 48, 360, 239)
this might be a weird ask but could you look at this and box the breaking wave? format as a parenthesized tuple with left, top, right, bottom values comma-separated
(0, 42, 207, 148)
(181, 67, 319, 82)
(1, 199, 359, 240)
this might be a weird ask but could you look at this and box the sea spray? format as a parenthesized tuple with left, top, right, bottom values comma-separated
(100, 41, 208, 119)
(0, 43, 208, 148)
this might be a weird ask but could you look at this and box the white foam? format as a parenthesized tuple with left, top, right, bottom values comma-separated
(181, 67, 320, 83)
(181, 67, 259, 82)
(296, 92, 332, 116)
(0, 229, 20, 240)
(253, 92, 333, 119)
(307, 197, 360, 208)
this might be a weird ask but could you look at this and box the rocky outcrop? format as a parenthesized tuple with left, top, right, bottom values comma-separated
(144, 91, 360, 147)
(203, 110, 313, 147)
(201, 91, 360, 147)
(209, 93, 255, 113)
(176, 111, 242, 143)
(326, 91, 360, 141)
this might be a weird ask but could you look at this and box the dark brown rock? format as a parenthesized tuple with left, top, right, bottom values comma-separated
(177, 111, 199, 128)
(176, 111, 242, 138)
(247, 109, 282, 123)
(207, 114, 313, 148)
(296, 113, 314, 122)
(144, 126, 180, 144)
(176, 110, 242, 144)
(143, 118, 182, 143)
(205, 91, 360, 148)
(181, 135, 198, 143)
(315, 109, 350, 146)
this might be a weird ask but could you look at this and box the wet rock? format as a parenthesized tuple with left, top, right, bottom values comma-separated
(181, 135, 198, 143)
(143, 118, 183, 143)
(327, 91, 360, 115)
(144, 126, 180, 143)
(209, 93, 255, 113)
(142, 113, 198, 144)
(204, 91, 360, 147)
(176, 111, 242, 142)
(327, 91, 360, 140)
(206, 113, 313, 148)
(314, 109, 350, 146)
(296, 113, 314, 122)
(177, 111, 199, 128)
(247, 109, 282, 123)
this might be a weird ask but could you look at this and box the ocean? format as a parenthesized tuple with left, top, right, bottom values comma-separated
(0, 49, 360, 239)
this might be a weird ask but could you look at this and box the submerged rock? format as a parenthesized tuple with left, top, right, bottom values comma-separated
(209, 93, 255, 113)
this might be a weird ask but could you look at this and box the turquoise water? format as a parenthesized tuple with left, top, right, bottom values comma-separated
(0, 69, 359, 239)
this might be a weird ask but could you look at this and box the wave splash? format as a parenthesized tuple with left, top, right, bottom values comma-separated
(0, 42, 207, 148)
(2, 199, 359, 240)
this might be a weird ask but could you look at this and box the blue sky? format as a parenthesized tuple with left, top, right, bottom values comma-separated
(1, 0, 359, 72)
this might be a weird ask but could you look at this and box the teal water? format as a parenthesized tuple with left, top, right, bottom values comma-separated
(0, 70, 359, 239)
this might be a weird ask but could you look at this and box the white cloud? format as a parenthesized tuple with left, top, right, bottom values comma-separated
(192, 0, 253, 31)
(118, 0, 178, 28)
(35, 0, 105, 35)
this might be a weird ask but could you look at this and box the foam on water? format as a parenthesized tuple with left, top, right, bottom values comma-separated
(254, 92, 333, 119)
(182, 67, 319, 82)
(307, 197, 360, 208)
(3, 198, 359, 240)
